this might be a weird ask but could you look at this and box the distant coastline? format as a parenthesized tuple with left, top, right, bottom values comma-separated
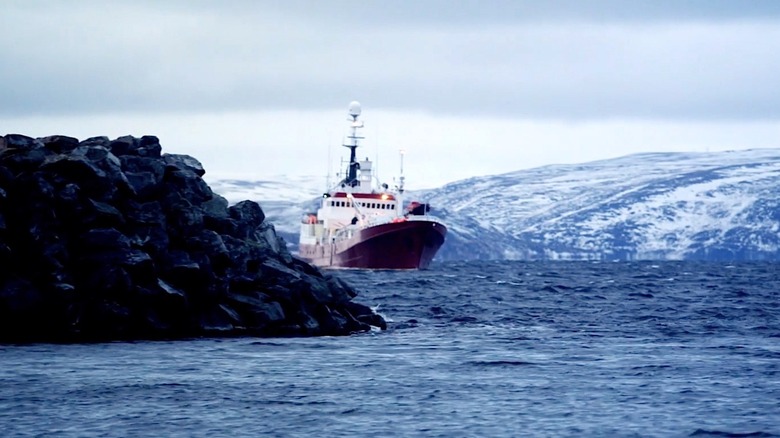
(208, 148, 780, 262)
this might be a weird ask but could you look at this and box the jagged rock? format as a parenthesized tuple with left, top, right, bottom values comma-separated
(121, 154, 167, 175)
(156, 279, 186, 298)
(109, 135, 162, 159)
(80, 228, 131, 251)
(79, 136, 110, 148)
(109, 135, 138, 156)
(324, 274, 359, 303)
(189, 229, 229, 255)
(344, 301, 388, 330)
(138, 136, 163, 158)
(167, 204, 205, 237)
(252, 222, 293, 263)
(40, 154, 116, 201)
(83, 199, 125, 228)
(165, 169, 213, 205)
(202, 194, 230, 218)
(74, 145, 135, 197)
(125, 170, 162, 200)
(0, 142, 50, 171)
(124, 200, 165, 225)
(164, 153, 205, 176)
(227, 291, 286, 325)
(227, 201, 267, 242)
(199, 304, 241, 332)
(0, 134, 385, 342)
(230, 200, 266, 227)
(202, 195, 234, 234)
(159, 249, 213, 293)
(260, 258, 301, 282)
(122, 249, 157, 284)
(4, 134, 43, 149)
(41, 135, 80, 154)
(129, 223, 169, 256)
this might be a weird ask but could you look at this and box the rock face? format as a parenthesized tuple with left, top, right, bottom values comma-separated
(0, 134, 386, 342)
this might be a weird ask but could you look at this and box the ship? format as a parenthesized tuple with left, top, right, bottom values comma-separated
(297, 101, 447, 269)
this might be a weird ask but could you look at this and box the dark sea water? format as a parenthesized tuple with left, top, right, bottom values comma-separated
(1, 261, 779, 437)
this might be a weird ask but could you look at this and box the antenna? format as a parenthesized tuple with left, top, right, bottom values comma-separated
(393, 148, 406, 218)
(398, 149, 406, 194)
(374, 126, 379, 185)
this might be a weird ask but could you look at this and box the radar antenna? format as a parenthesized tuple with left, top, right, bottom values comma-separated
(342, 101, 364, 187)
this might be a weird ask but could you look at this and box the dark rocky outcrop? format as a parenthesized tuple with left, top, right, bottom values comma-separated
(0, 134, 385, 342)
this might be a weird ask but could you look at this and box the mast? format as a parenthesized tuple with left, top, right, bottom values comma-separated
(397, 149, 405, 216)
(398, 149, 405, 195)
(343, 101, 364, 187)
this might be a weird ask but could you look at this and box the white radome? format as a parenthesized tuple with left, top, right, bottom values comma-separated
(348, 101, 362, 117)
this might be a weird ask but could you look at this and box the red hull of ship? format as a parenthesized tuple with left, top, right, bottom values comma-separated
(299, 220, 447, 269)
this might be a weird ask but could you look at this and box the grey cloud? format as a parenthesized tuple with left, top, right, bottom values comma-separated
(1, 1, 779, 120)
(157, 0, 780, 25)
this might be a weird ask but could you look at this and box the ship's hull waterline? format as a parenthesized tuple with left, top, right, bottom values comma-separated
(299, 220, 447, 269)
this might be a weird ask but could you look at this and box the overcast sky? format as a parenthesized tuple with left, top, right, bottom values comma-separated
(2, 0, 780, 188)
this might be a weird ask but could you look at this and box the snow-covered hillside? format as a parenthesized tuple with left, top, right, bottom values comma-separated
(209, 149, 780, 261)
(426, 148, 780, 261)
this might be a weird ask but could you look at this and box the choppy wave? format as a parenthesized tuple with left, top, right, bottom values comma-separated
(1, 261, 778, 437)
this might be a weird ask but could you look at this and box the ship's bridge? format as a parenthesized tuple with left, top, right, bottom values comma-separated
(317, 190, 398, 230)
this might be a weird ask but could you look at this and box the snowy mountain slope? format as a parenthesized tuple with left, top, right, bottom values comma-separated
(425, 149, 780, 260)
(208, 149, 780, 261)
(207, 175, 327, 205)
